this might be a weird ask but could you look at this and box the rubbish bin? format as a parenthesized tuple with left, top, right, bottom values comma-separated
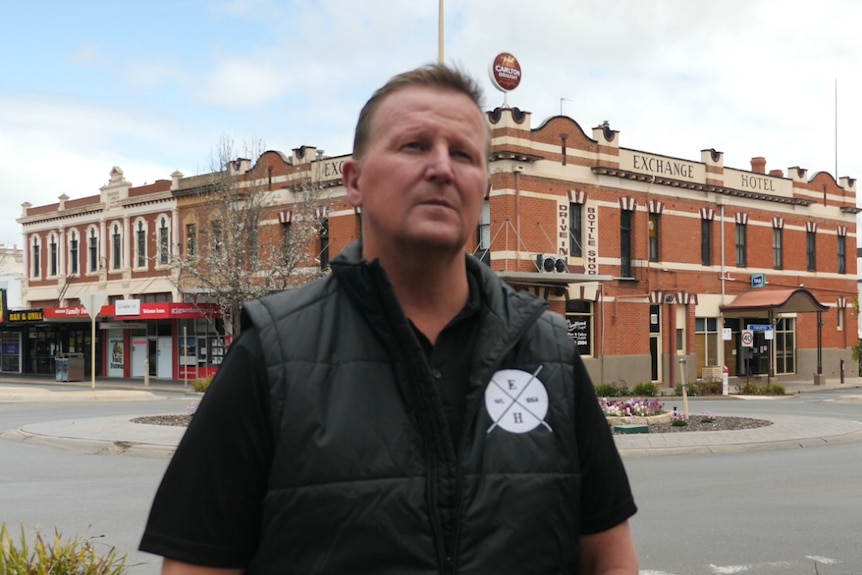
(55, 355, 69, 382)
(55, 353, 85, 382)
(66, 353, 85, 381)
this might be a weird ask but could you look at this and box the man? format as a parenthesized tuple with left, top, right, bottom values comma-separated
(141, 63, 638, 574)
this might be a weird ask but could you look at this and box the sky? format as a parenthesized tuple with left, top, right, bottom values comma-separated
(1, 0, 860, 249)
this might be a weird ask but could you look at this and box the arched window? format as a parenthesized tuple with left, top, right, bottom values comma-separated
(88, 227, 99, 272)
(49, 234, 58, 276)
(69, 230, 79, 274)
(158, 216, 170, 265)
(31, 235, 42, 278)
(112, 223, 122, 269)
(136, 219, 147, 268)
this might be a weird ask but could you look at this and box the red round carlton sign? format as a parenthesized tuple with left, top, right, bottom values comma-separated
(489, 52, 522, 92)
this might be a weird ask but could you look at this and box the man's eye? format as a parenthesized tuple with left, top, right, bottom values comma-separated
(403, 142, 424, 151)
(452, 150, 474, 163)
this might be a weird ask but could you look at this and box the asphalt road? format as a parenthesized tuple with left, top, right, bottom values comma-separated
(0, 394, 189, 575)
(628, 391, 862, 575)
(1, 387, 860, 575)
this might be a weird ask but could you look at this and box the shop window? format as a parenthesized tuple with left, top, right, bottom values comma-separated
(695, 318, 719, 378)
(774, 317, 795, 374)
(565, 299, 593, 357)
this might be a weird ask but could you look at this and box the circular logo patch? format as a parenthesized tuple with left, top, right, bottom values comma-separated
(489, 52, 522, 92)
(485, 367, 551, 434)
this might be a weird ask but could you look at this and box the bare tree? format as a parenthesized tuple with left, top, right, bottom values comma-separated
(168, 136, 329, 337)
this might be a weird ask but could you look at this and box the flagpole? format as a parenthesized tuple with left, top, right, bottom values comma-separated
(438, 0, 444, 63)
(834, 78, 838, 178)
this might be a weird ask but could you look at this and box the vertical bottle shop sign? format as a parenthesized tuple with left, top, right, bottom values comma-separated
(489, 52, 522, 100)
(585, 203, 599, 274)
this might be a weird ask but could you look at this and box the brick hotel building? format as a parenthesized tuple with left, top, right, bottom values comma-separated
(3, 105, 857, 388)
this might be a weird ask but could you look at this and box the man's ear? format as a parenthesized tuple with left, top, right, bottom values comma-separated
(343, 160, 362, 208)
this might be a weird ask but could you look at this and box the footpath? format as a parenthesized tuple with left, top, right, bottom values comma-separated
(1, 374, 862, 458)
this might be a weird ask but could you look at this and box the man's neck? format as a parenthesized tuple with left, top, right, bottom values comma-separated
(373, 248, 469, 345)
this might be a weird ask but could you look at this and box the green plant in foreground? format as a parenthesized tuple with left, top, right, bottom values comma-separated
(0, 523, 127, 575)
(191, 374, 215, 393)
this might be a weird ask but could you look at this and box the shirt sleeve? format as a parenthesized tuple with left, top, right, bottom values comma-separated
(139, 328, 273, 568)
(572, 352, 638, 535)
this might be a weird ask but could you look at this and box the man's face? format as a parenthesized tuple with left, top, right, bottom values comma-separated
(344, 87, 489, 257)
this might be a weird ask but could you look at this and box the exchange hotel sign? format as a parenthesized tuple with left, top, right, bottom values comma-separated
(620, 150, 705, 182)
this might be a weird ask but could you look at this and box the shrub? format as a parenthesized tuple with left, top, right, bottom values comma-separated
(191, 374, 214, 393)
(764, 383, 786, 395)
(736, 381, 762, 395)
(674, 383, 699, 397)
(595, 383, 620, 397)
(632, 382, 659, 397)
(0, 523, 127, 575)
(693, 380, 723, 396)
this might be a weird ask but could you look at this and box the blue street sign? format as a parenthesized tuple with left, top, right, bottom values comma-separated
(751, 273, 766, 288)
(747, 324, 772, 332)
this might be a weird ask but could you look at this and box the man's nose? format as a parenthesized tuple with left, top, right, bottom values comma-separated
(424, 145, 455, 183)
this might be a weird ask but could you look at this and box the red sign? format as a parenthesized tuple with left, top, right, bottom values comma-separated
(43, 302, 222, 321)
(490, 52, 522, 92)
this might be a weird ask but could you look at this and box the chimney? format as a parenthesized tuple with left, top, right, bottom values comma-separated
(768, 169, 783, 177)
(751, 156, 766, 174)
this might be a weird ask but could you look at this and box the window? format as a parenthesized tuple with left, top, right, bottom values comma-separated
(70, 231, 79, 275)
(838, 235, 846, 274)
(695, 318, 719, 378)
(620, 210, 633, 277)
(771, 228, 783, 270)
(49, 235, 58, 276)
(701, 219, 712, 266)
(112, 223, 122, 269)
(319, 218, 330, 270)
(774, 318, 795, 374)
(136, 220, 146, 267)
(806, 231, 816, 272)
(281, 221, 293, 264)
(735, 223, 747, 268)
(477, 199, 490, 265)
(569, 202, 583, 257)
(186, 223, 197, 256)
(838, 307, 845, 332)
(88, 227, 99, 272)
(212, 221, 223, 256)
(31, 235, 41, 278)
(648, 213, 659, 262)
(158, 217, 170, 265)
(565, 299, 593, 356)
(247, 224, 259, 264)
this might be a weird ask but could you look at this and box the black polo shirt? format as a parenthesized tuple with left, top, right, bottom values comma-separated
(410, 272, 481, 447)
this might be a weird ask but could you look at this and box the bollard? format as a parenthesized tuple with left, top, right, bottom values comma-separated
(840, 358, 845, 384)
(144, 357, 150, 387)
(722, 365, 729, 396)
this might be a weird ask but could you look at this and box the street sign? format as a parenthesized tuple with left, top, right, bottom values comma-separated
(747, 324, 772, 332)
(751, 273, 766, 288)
(741, 330, 754, 347)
